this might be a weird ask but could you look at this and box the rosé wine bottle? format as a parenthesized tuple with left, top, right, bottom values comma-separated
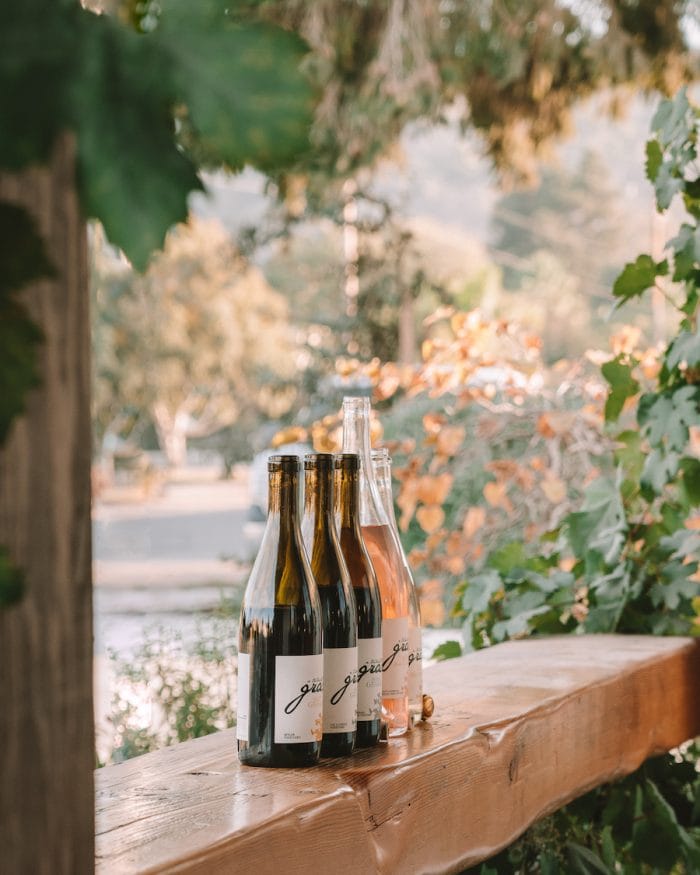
(342, 397, 409, 737)
(372, 448, 423, 726)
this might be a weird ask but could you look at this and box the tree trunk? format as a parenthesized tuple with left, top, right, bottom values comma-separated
(152, 402, 188, 468)
(398, 285, 417, 364)
(0, 134, 94, 874)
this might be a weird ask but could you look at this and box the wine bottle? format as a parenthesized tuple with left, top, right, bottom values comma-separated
(342, 396, 409, 737)
(334, 453, 383, 747)
(237, 455, 323, 768)
(302, 453, 358, 758)
(372, 448, 423, 726)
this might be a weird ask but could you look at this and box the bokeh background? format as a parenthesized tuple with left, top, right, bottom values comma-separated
(88, 2, 700, 765)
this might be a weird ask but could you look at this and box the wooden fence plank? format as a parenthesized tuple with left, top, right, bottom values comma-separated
(96, 635, 700, 875)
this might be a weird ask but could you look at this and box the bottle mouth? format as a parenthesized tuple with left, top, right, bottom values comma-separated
(304, 453, 334, 470)
(268, 454, 300, 472)
(342, 395, 370, 412)
(371, 448, 391, 463)
(334, 453, 360, 471)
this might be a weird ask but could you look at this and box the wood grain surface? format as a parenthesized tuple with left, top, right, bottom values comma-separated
(96, 635, 700, 875)
(0, 134, 94, 874)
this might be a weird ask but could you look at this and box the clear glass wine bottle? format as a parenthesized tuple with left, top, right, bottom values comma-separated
(372, 448, 423, 726)
(341, 396, 409, 737)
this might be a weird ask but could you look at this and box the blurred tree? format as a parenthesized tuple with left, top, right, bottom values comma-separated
(92, 218, 298, 466)
(259, 0, 698, 195)
(492, 151, 628, 294)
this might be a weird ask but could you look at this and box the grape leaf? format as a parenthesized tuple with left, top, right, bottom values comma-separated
(666, 328, 700, 371)
(668, 223, 700, 281)
(71, 13, 202, 271)
(632, 779, 700, 871)
(565, 842, 611, 875)
(645, 139, 662, 182)
(651, 560, 698, 611)
(158, 3, 314, 173)
(461, 569, 503, 615)
(431, 640, 462, 661)
(640, 448, 680, 496)
(601, 358, 639, 422)
(612, 255, 667, 305)
(651, 87, 693, 146)
(614, 429, 644, 483)
(638, 387, 700, 452)
(653, 162, 683, 210)
(0, 1, 78, 169)
(567, 478, 626, 565)
(680, 457, 700, 505)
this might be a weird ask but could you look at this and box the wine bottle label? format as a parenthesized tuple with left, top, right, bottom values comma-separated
(323, 646, 359, 733)
(408, 625, 423, 701)
(274, 653, 324, 744)
(381, 616, 409, 698)
(357, 636, 382, 720)
(236, 652, 250, 742)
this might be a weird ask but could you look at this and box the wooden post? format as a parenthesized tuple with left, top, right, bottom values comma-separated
(0, 134, 94, 874)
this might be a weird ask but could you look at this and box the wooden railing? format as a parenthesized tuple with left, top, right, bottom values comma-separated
(96, 635, 700, 874)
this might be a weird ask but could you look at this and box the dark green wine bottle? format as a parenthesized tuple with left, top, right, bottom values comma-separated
(335, 453, 383, 748)
(237, 455, 323, 768)
(302, 453, 357, 758)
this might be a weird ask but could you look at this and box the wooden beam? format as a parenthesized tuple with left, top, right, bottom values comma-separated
(0, 134, 94, 875)
(96, 635, 700, 874)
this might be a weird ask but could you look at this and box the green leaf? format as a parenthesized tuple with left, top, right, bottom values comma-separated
(668, 223, 700, 281)
(487, 541, 550, 577)
(612, 255, 667, 305)
(601, 358, 639, 422)
(0, 547, 25, 608)
(0, 202, 53, 444)
(654, 162, 683, 210)
(666, 328, 700, 371)
(461, 569, 503, 616)
(585, 564, 633, 632)
(566, 478, 626, 565)
(431, 640, 462, 661)
(538, 852, 562, 875)
(158, 5, 314, 173)
(640, 448, 680, 496)
(638, 387, 700, 452)
(650, 560, 698, 611)
(614, 429, 644, 483)
(660, 527, 700, 560)
(632, 779, 700, 870)
(645, 139, 662, 182)
(0, 1, 79, 169)
(491, 605, 551, 641)
(680, 457, 700, 505)
(71, 13, 203, 270)
(651, 87, 693, 145)
(600, 826, 615, 869)
(565, 842, 611, 875)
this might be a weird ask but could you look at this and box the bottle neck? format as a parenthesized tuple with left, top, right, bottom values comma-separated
(341, 398, 388, 527)
(268, 468, 300, 534)
(373, 459, 399, 530)
(304, 465, 334, 526)
(267, 466, 306, 605)
(336, 466, 362, 533)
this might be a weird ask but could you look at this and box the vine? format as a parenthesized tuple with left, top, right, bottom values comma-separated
(448, 88, 700, 873)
